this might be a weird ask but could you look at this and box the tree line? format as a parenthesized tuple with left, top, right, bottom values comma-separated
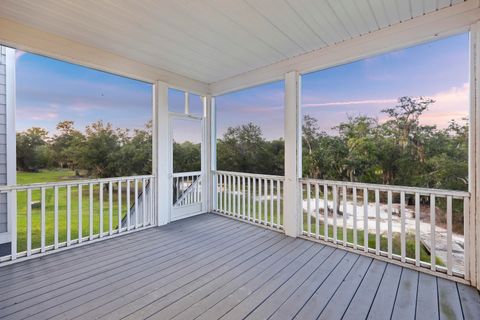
(17, 96, 468, 192)
(217, 96, 468, 191)
(17, 120, 152, 178)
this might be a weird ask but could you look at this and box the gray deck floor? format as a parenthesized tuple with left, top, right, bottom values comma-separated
(0, 213, 479, 320)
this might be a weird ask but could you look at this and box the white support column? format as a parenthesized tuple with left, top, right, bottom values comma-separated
(154, 81, 170, 225)
(4, 47, 16, 249)
(202, 95, 212, 212)
(471, 21, 480, 290)
(202, 95, 216, 212)
(184, 91, 190, 115)
(283, 71, 302, 237)
(211, 97, 217, 212)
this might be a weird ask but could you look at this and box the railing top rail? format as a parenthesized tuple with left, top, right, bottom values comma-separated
(300, 177, 469, 198)
(0, 175, 155, 192)
(172, 171, 202, 178)
(214, 170, 284, 181)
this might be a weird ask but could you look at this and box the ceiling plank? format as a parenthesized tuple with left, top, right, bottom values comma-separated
(211, 1, 479, 95)
(424, 0, 439, 12)
(382, 0, 401, 25)
(0, 0, 226, 82)
(206, 0, 298, 57)
(0, 17, 209, 94)
(350, 0, 380, 33)
(369, 0, 391, 28)
(245, 0, 326, 51)
(327, 0, 363, 38)
(0, 0, 474, 86)
(438, 0, 453, 9)
(395, 0, 413, 21)
(286, 0, 349, 45)
(410, 0, 424, 17)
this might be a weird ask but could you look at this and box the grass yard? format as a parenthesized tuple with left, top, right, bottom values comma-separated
(15, 170, 136, 253)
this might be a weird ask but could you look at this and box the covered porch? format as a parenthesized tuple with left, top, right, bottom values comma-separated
(1, 0, 480, 319)
(1, 213, 479, 320)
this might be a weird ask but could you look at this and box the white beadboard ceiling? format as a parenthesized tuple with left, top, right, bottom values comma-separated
(0, 0, 469, 84)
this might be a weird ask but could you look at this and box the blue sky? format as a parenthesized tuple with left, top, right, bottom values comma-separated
(16, 52, 152, 134)
(217, 32, 469, 138)
(16, 32, 469, 140)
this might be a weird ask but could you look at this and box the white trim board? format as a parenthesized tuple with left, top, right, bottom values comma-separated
(5, 47, 15, 187)
(210, 0, 480, 96)
(0, 17, 209, 95)
(3, 47, 15, 244)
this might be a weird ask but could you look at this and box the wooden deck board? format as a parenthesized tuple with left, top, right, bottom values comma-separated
(416, 273, 439, 320)
(136, 238, 302, 320)
(391, 268, 419, 320)
(244, 246, 336, 320)
(317, 256, 372, 320)
(0, 213, 478, 320)
(341, 259, 387, 320)
(367, 263, 403, 319)
(0, 216, 233, 306)
(0, 217, 247, 318)
(30, 221, 262, 319)
(114, 235, 290, 320)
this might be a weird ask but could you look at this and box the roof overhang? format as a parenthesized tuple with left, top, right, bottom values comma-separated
(0, 0, 478, 96)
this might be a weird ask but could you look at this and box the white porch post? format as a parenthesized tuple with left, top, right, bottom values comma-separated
(4, 47, 16, 253)
(471, 21, 480, 290)
(283, 71, 302, 237)
(154, 81, 170, 225)
(204, 95, 216, 212)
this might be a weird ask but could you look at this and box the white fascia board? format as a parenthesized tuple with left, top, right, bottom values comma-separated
(210, 0, 480, 96)
(0, 17, 209, 95)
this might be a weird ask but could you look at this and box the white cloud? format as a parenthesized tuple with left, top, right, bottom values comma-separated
(303, 83, 470, 133)
(17, 106, 59, 121)
(303, 99, 397, 108)
(15, 51, 26, 61)
(420, 83, 469, 128)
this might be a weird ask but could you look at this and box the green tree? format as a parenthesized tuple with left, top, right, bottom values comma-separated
(16, 127, 51, 171)
(173, 141, 201, 173)
(51, 121, 85, 171)
(79, 121, 121, 178)
(217, 123, 271, 174)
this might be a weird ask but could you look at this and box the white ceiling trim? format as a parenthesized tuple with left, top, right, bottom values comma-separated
(0, 17, 209, 94)
(210, 0, 480, 96)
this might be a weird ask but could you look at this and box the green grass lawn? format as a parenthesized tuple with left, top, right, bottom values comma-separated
(15, 170, 135, 253)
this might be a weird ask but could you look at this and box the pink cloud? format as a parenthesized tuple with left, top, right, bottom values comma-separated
(15, 51, 26, 61)
(17, 104, 59, 121)
(420, 83, 469, 128)
(303, 99, 397, 108)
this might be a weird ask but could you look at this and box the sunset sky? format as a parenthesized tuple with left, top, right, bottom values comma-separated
(16, 32, 469, 142)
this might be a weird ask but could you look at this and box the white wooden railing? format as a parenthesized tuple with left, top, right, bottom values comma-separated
(300, 178, 470, 280)
(172, 172, 202, 207)
(0, 175, 155, 262)
(213, 171, 284, 230)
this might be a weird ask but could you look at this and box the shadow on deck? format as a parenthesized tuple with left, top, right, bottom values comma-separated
(0, 213, 479, 320)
